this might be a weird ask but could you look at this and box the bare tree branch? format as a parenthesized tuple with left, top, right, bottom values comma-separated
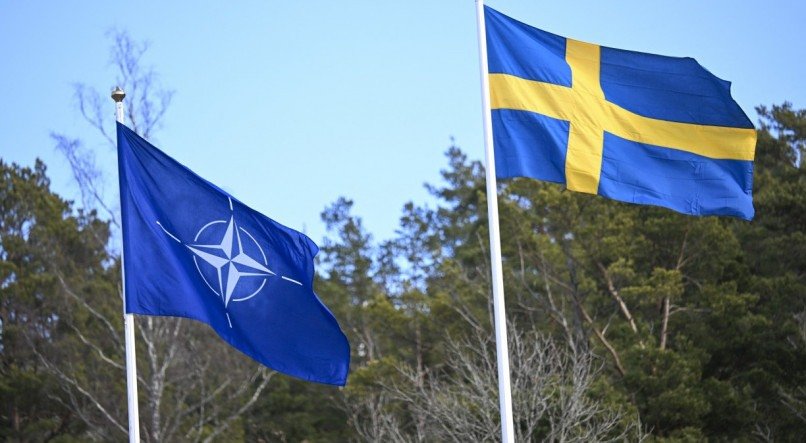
(372, 325, 637, 441)
(31, 344, 128, 436)
(596, 260, 641, 338)
(201, 369, 274, 443)
(56, 273, 122, 348)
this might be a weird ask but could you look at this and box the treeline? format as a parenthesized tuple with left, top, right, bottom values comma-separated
(1, 102, 804, 441)
(305, 102, 805, 441)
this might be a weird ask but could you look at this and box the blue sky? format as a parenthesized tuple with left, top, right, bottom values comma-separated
(2, 0, 804, 245)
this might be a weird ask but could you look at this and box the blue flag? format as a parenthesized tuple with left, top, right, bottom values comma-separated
(485, 6, 757, 219)
(117, 123, 350, 386)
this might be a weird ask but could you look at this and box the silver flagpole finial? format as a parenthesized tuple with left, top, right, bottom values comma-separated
(111, 86, 126, 102)
(111, 87, 126, 124)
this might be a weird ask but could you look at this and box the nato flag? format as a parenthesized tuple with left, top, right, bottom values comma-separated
(117, 123, 350, 386)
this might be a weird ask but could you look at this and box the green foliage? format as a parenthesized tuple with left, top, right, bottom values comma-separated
(0, 159, 112, 440)
(243, 376, 349, 442)
(327, 103, 806, 440)
(3, 103, 805, 440)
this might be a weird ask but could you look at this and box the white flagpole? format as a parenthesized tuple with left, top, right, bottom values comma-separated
(474, 1, 515, 442)
(112, 86, 141, 443)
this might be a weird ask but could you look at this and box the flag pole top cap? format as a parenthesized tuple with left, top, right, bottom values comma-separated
(111, 86, 126, 102)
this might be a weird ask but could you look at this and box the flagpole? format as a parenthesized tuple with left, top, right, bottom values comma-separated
(474, 1, 515, 442)
(112, 86, 141, 443)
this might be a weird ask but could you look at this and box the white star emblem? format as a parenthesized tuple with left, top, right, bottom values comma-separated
(156, 197, 304, 328)
(187, 215, 275, 307)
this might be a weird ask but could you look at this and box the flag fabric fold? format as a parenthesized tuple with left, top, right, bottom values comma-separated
(117, 123, 350, 386)
(485, 6, 757, 219)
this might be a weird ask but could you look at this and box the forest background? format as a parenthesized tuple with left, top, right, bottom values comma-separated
(2, 15, 805, 443)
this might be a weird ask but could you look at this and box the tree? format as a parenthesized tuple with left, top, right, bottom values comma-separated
(0, 159, 110, 440)
(483, 103, 806, 439)
(347, 105, 805, 440)
(333, 141, 643, 441)
(386, 325, 641, 442)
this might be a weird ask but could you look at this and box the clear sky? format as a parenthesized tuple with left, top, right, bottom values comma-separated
(2, 0, 804, 245)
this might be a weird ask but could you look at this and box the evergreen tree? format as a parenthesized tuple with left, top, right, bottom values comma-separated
(0, 159, 112, 440)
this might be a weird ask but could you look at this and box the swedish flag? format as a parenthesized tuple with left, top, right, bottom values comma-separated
(485, 6, 757, 219)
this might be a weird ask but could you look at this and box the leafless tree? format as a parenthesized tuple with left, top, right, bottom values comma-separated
(53, 31, 173, 231)
(343, 388, 409, 443)
(387, 326, 639, 442)
(39, 30, 273, 441)
(343, 321, 643, 442)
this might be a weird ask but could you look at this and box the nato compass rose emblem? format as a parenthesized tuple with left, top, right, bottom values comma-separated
(156, 197, 302, 327)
